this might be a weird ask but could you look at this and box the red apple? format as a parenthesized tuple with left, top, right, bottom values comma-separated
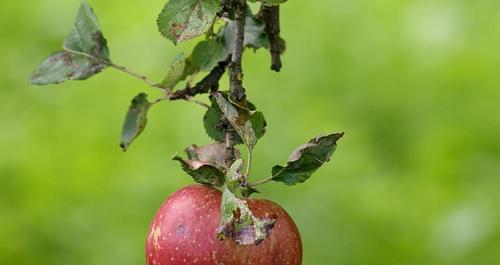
(146, 184, 302, 265)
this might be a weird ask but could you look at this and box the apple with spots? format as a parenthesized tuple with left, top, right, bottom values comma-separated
(146, 185, 302, 265)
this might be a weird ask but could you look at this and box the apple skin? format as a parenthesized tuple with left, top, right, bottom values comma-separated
(146, 184, 302, 265)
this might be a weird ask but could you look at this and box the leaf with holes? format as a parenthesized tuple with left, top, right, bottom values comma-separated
(204, 93, 266, 149)
(217, 185, 275, 245)
(157, 0, 220, 44)
(272, 133, 344, 185)
(31, 0, 110, 85)
(120, 93, 151, 151)
(185, 142, 240, 171)
(173, 142, 241, 186)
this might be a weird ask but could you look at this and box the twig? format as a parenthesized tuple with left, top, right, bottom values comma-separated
(62, 46, 161, 88)
(168, 56, 230, 100)
(228, 0, 247, 103)
(225, 128, 236, 166)
(257, 5, 283, 72)
(63, 46, 209, 109)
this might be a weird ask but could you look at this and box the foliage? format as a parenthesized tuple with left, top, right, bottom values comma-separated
(29, 0, 342, 246)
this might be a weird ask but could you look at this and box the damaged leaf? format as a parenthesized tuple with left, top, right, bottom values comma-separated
(120, 93, 151, 151)
(173, 156, 225, 186)
(272, 133, 344, 185)
(157, 0, 220, 44)
(217, 185, 275, 245)
(174, 142, 240, 186)
(31, 0, 110, 85)
(185, 142, 240, 171)
(203, 94, 267, 145)
(212, 92, 256, 149)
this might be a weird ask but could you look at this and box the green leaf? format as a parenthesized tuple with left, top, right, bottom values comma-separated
(157, 0, 220, 44)
(203, 94, 267, 145)
(190, 39, 228, 72)
(225, 159, 244, 190)
(30, 52, 108, 85)
(173, 142, 239, 186)
(63, 0, 110, 59)
(220, 15, 269, 52)
(120, 93, 151, 151)
(162, 39, 227, 89)
(213, 92, 256, 150)
(161, 53, 192, 89)
(217, 185, 275, 245)
(272, 133, 344, 185)
(173, 156, 225, 186)
(30, 0, 110, 85)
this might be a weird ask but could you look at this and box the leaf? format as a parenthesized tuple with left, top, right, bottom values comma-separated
(203, 95, 267, 145)
(30, 52, 108, 85)
(63, 0, 110, 59)
(161, 39, 227, 89)
(190, 39, 228, 72)
(185, 142, 240, 171)
(213, 93, 256, 149)
(220, 15, 269, 53)
(174, 142, 241, 186)
(157, 0, 220, 44)
(217, 185, 275, 245)
(272, 133, 344, 185)
(30, 0, 110, 85)
(161, 53, 193, 89)
(173, 156, 225, 186)
(120, 93, 151, 151)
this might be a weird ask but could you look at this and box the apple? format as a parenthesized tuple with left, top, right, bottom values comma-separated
(146, 184, 302, 265)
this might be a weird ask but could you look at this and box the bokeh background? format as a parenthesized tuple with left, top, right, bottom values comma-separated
(1, 0, 500, 264)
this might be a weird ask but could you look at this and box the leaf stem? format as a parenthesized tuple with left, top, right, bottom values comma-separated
(247, 167, 285, 187)
(62, 46, 161, 88)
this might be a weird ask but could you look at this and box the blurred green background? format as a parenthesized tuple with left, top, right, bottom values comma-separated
(1, 0, 500, 264)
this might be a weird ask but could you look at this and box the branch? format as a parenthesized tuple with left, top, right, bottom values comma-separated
(168, 56, 231, 100)
(257, 5, 284, 72)
(225, 127, 236, 166)
(228, 0, 247, 103)
(63, 46, 161, 88)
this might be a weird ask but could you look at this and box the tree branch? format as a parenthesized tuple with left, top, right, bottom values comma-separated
(228, 0, 247, 103)
(257, 5, 284, 72)
(168, 56, 230, 100)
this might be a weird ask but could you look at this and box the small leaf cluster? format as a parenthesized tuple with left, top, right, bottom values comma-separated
(30, 0, 343, 246)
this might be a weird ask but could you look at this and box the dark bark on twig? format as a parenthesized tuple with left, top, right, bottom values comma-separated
(225, 127, 236, 165)
(228, 0, 247, 103)
(258, 5, 283, 72)
(168, 57, 231, 100)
